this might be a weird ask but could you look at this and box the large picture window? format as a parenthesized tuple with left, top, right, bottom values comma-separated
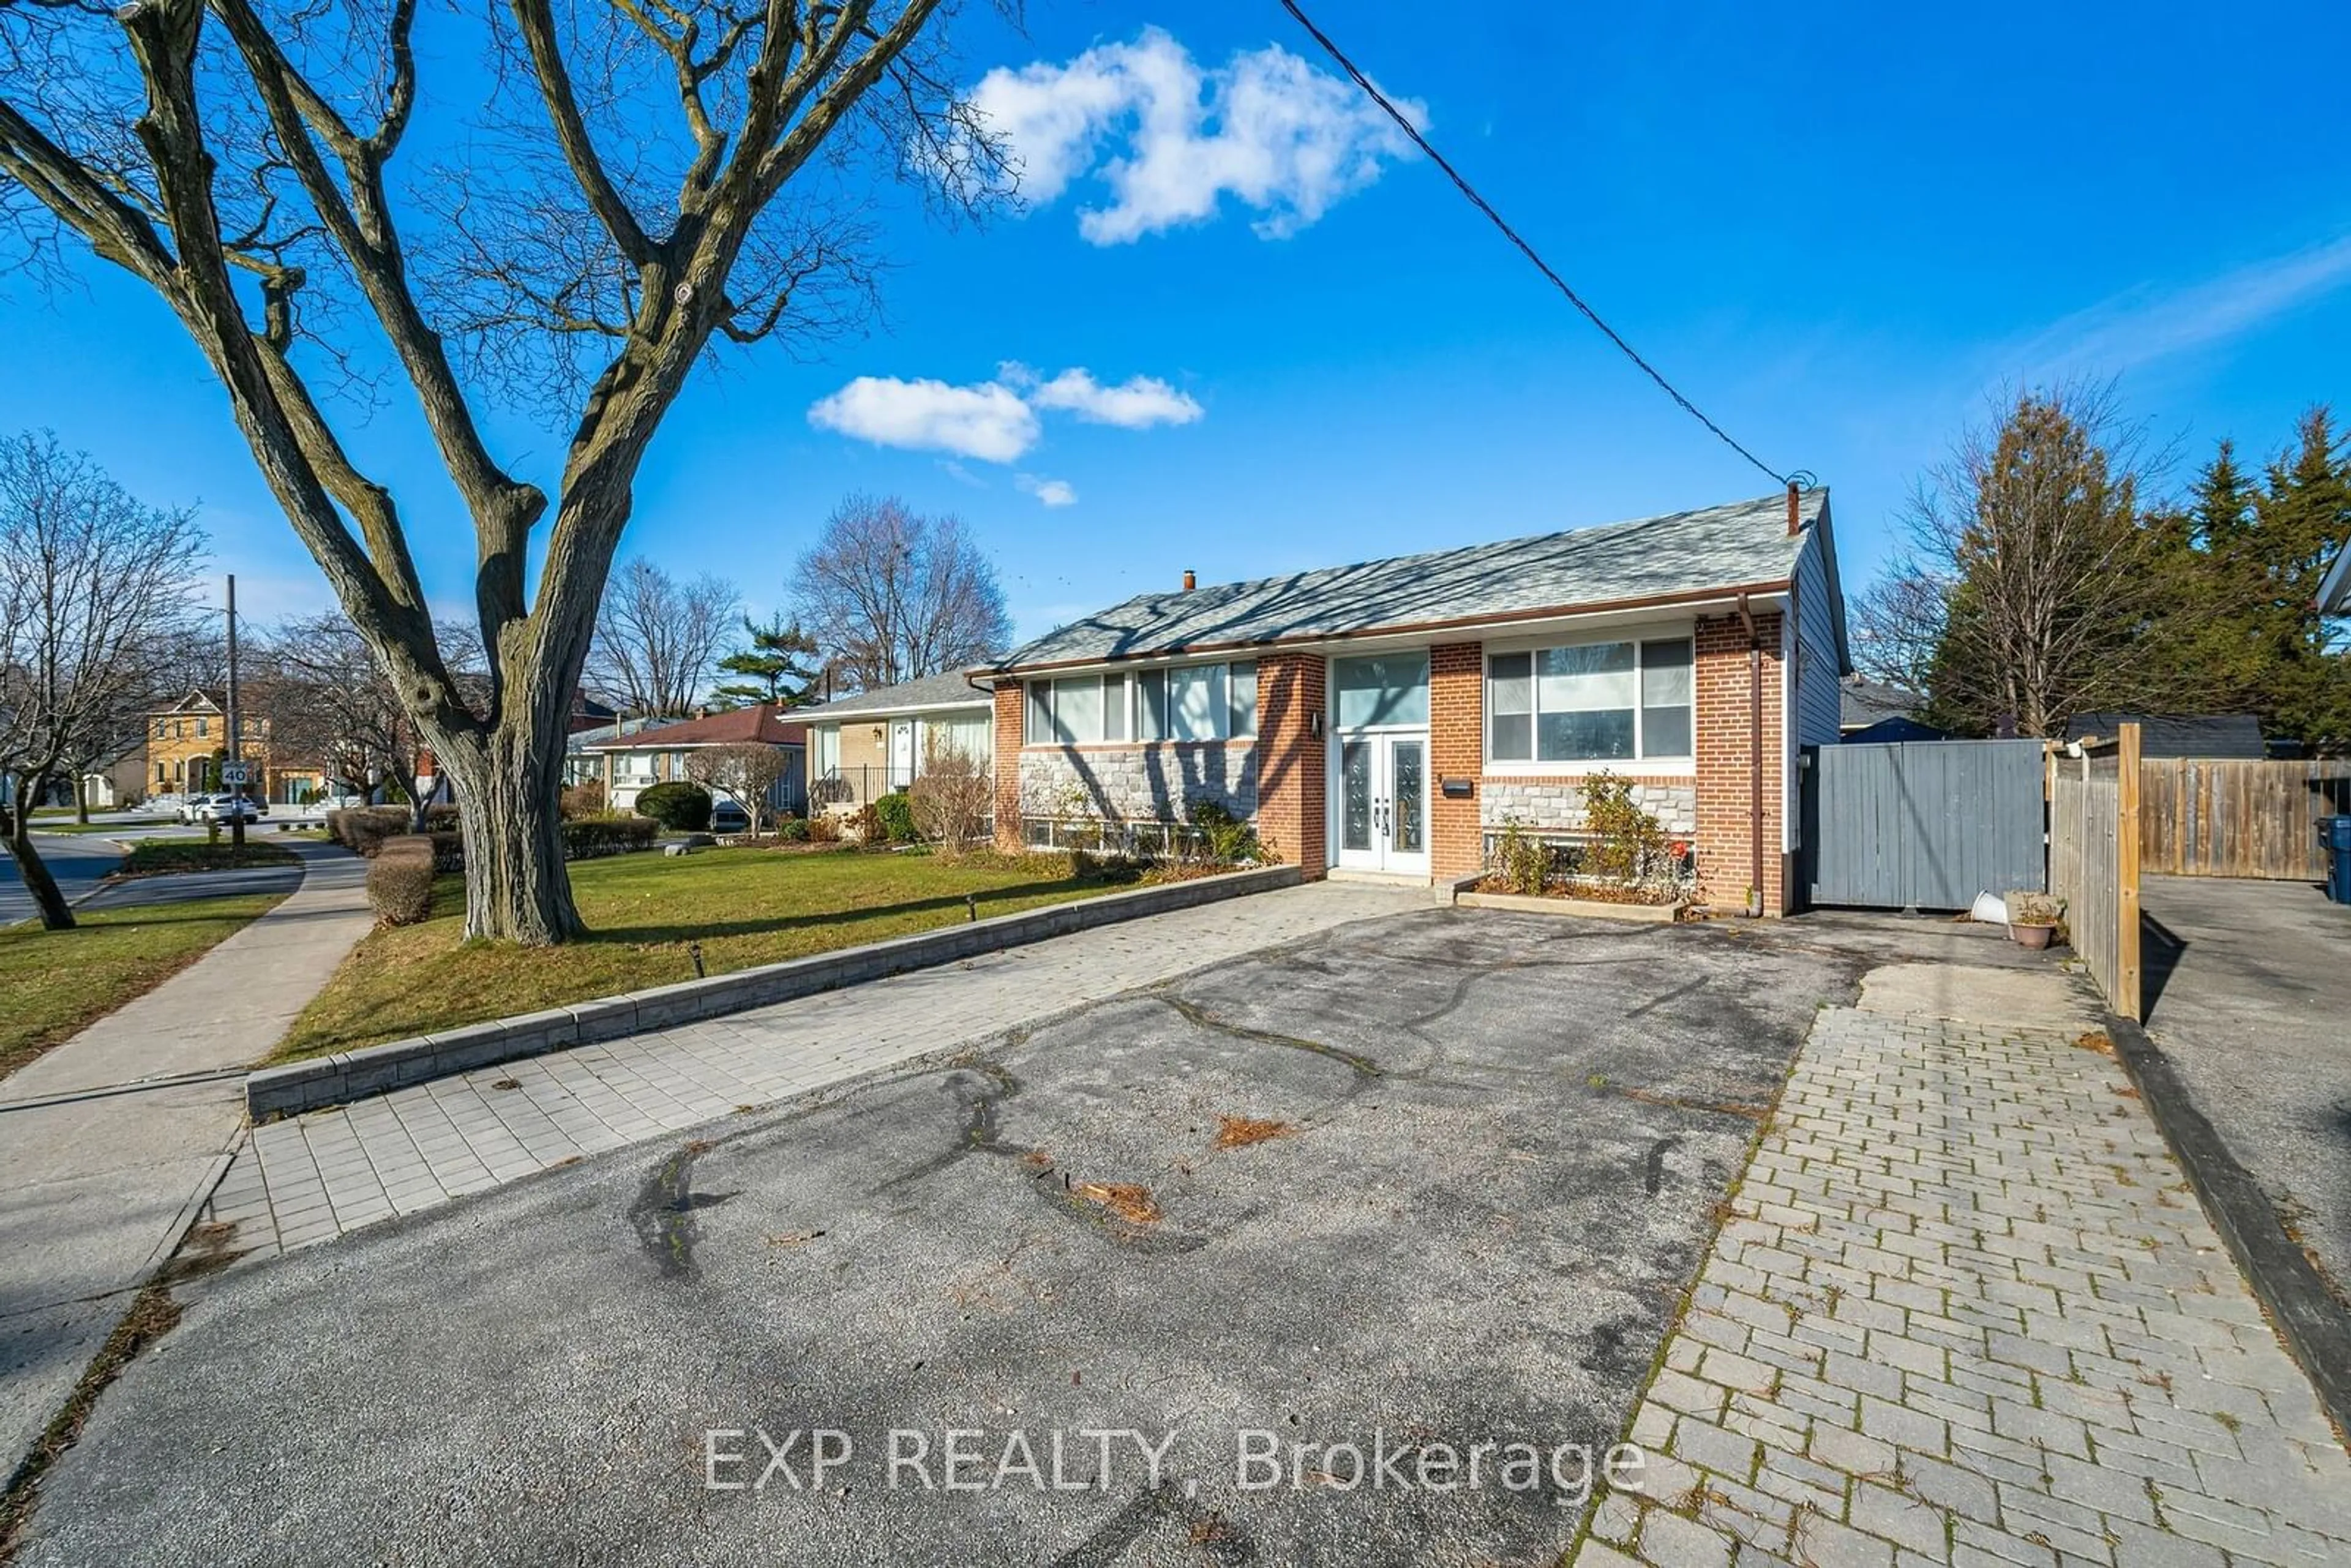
(1027, 661, 1258, 745)
(1487, 637, 1694, 764)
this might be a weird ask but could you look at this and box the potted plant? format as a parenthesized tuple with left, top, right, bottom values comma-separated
(2005, 890, 2063, 950)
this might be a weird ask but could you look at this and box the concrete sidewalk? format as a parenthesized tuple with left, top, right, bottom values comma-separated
(1573, 963, 2351, 1568)
(0, 844, 370, 1478)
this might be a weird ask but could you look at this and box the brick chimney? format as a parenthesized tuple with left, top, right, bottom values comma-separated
(1786, 481, 1801, 537)
(1182, 569, 1196, 591)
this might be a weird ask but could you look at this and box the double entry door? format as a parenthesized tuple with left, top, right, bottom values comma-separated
(1335, 732, 1429, 877)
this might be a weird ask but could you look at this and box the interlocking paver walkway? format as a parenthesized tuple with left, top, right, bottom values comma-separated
(1573, 988, 2351, 1568)
(204, 880, 1428, 1258)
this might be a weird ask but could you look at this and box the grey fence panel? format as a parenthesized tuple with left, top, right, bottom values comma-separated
(1804, 740, 2046, 910)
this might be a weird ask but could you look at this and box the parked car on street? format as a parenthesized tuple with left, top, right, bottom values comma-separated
(176, 793, 218, 823)
(194, 795, 261, 824)
(319, 791, 367, 811)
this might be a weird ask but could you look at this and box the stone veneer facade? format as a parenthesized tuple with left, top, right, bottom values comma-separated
(1478, 779, 1699, 837)
(993, 607, 1791, 913)
(1016, 744, 1255, 823)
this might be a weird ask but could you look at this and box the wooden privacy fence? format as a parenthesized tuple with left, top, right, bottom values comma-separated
(2051, 723, 2142, 1021)
(2140, 759, 2351, 880)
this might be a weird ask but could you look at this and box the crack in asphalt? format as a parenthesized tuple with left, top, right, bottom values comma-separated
(630, 1144, 737, 1283)
(1146, 995, 1385, 1081)
(1040, 1480, 1254, 1568)
(872, 1057, 1209, 1254)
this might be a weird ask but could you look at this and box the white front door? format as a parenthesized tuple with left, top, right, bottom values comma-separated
(890, 721, 917, 789)
(1333, 731, 1430, 877)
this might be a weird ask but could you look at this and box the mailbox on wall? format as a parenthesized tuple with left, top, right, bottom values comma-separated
(1440, 778, 1474, 800)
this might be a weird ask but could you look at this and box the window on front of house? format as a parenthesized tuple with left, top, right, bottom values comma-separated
(1487, 637, 1695, 764)
(1228, 661, 1257, 738)
(1029, 662, 1256, 743)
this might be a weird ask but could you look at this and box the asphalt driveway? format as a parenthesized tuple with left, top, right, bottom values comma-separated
(2142, 874, 2351, 1305)
(17, 907, 1877, 1567)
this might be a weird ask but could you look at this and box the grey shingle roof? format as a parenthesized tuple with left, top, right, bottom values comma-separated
(797, 670, 994, 719)
(2063, 712, 2267, 760)
(1840, 678, 1921, 729)
(988, 492, 1823, 671)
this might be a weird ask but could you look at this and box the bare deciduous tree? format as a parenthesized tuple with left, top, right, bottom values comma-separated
(684, 740, 783, 835)
(258, 612, 484, 830)
(791, 495, 1011, 690)
(1, 431, 207, 929)
(907, 732, 989, 852)
(587, 559, 739, 717)
(1854, 381, 2180, 738)
(0, 0, 1011, 942)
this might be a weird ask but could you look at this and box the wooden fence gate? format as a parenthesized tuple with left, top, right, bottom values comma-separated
(2052, 724, 2143, 1021)
(2139, 759, 2351, 880)
(1801, 739, 2049, 911)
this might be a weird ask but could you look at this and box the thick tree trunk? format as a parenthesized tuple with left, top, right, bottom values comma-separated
(436, 716, 583, 945)
(75, 776, 90, 825)
(6, 771, 77, 931)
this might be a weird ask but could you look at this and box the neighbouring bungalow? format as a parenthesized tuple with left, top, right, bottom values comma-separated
(2062, 712, 2267, 760)
(799, 671, 996, 809)
(1837, 677, 1948, 744)
(578, 703, 809, 815)
(978, 488, 1850, 915)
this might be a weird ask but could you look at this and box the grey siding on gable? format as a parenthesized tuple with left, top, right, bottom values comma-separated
(1792, 532, 1843, 748)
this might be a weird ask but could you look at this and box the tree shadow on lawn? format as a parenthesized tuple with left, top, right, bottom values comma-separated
(579, 875, 1120, 948)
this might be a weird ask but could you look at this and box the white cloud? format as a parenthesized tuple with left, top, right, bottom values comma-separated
(1016, 474, 1079, 507)
(2013, 233, 2351, 378)
(1014, 366, 1204, 429)
(970, 26, 1421, 245)
(811, 366, 1200, 464)
(806, 375, 1039, 462)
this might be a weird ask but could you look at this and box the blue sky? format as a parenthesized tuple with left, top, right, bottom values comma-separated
(5, 0, 2349, 643)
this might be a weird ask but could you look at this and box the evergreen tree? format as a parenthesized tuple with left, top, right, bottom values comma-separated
(2251, 410, 2351, 751)
(711, 614, 822, 708)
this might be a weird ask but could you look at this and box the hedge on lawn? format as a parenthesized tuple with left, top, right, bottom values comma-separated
(634, 781, 712, 832)
(325, 805, 412, 857)
(873, 790, 918, 844)
(366, 836, 437, 925)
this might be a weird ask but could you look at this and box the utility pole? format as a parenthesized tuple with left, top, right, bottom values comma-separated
(225, 574, 245, 855)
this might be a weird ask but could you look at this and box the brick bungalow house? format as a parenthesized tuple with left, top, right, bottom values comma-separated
(981, 488, 1848, 915)
(577, 703, 809, 814)
(801, 671, 996, 809)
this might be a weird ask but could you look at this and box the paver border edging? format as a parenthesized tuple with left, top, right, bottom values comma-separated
(244, 864, 1303, 1120)
(2102, 1010, 2351, 1439)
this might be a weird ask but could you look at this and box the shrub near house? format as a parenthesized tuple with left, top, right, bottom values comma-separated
(634, 781, 713, 833)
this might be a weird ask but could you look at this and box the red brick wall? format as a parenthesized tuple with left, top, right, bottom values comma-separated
(992, 681, 1025, 852)
(1430, 642, 1484, 882)
(1692, 611, 1787, 915)
(1254, 650, 1327, 877)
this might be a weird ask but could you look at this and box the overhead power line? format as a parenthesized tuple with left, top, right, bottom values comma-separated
(1277, 0, 1794, 490)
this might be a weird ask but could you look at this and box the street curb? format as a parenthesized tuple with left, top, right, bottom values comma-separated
(2102, 1010, 2351, 1438)
(244, 864, 1303, 1122)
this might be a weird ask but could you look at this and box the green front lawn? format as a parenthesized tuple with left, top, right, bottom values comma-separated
(0, 895, 286, 1081)
(275, 847, 1136, 1062)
